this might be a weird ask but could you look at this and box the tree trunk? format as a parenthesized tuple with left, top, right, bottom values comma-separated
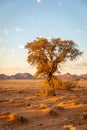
(47, 73, 56, 96)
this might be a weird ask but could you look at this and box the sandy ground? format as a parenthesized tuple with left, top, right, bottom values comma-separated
(0, 79, 87, 130)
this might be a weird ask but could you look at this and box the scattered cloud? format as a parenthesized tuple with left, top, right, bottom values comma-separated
(10, 54, 16, 59)
(0, 38, 8, 43)
(58, 2, 62, 6)
(5, 39, 8, 42)
(0, 47, 6, 51)
(7, 50, 16, 59)
(36, 0, 42, 3)
(11, 50, 15, 54)
(0, 52, 4, 56)
(60, 55, 87, 75)
(46, 37, 52, 40)
(75, 59, 87, 67)
(3, 29, 10, 34)
(32, 29, 40, 34)
(38, 35, 44, 38)
(47, 30, 58, 35)
(15, 27, 23, 32)
(67, 56, 87, 68)
(0, 38, 4, 43)
(35, 29, 39, 33)
(18, 45, 24, 48)
(0, 64, 36, 75)
(76, 29, 84, 33)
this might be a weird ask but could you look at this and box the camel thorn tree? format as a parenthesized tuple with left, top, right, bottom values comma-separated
(25, 37, 83, 96)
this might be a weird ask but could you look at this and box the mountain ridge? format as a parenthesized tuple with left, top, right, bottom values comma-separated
(0, 73, 87, 80)
(56, 73, 87, 80)
(0, 73, 34, 79)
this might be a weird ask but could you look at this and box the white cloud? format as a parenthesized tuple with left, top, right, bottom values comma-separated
(0, 38, 7, 44)
(35, 29, 39, 33)
(15, 27, 23, 32)
(19, 45, 24, 48)
(0, 64, 36, 75)
(76, 29, 84, 33)
(10, 54, 16, 59)
(38, 35, 44, 38)
(75, 57, 87, 67)
(58, 2, 62, 6)
(46, 37, 52, 40)
(0, 47, 6, 51)
(61, 55, 87, 75)
(5, 39, 8, 42)
(0, 52, 4, 56)
(3, 29, 10, 34)
(36, 0, 42, 3)
(32, 29, 39, 34)
(0, 38, 4, 43)
(11, 50, 15, 54)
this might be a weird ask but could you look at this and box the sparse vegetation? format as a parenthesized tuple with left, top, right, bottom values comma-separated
(55, 78, 79, 91)
(50, 105, 65, 116)
(83, 111, 87, 118)
(63, 125, 76, 130)
(39, 104, 47, 109)
(0, 80, 87, 130)
(8, 113, 28, 123)
(42, 78, 79, 96)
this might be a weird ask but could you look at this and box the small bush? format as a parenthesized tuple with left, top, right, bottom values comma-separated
(39, 104, 47, 109)
(83, 112, 87, 118)
(41, 78, 79, 96)
(8, 113, 28, 123)
(9, 113, 17, 121)
(63, 124, 76, 130)
(55, 79, 78, 91)
(50, 105, 65, 116)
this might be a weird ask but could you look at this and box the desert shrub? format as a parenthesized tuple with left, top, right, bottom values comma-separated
(55, 79, 79, 91)
(50, 105, 65, 116)
(39, 104, 47, 109)
(8, 113, 28, 123)
(63, 125, 76, 130)
(41, 78, 79, 96)
(83, 111, 87, 118)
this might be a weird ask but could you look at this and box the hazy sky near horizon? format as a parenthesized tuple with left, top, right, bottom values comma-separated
(0, 0, 87, 75)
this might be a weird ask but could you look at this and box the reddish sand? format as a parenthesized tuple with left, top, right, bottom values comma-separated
(0, 80, 87, 130)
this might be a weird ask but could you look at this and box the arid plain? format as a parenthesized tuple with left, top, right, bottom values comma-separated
(0, 79, 87, 130)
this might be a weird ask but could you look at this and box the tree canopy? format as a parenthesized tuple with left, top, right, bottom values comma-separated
(25, 37, 82, 77)
(25, 37, 82, 95)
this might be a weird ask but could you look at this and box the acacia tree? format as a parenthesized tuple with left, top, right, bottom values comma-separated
(25, 37, 82, 96)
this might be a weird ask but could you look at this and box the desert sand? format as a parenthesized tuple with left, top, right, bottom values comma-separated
(0, 79, 87, 130)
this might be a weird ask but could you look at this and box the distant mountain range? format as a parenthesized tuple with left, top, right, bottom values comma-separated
(0, 73, 87, 80)
(0, 73, 34, 80)
(57, 73, 87, 80)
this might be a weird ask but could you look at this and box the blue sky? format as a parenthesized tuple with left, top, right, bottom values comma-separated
(0, 0, 87, 75)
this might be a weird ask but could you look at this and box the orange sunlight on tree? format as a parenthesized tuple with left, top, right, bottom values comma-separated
(25, 37, 83, 96)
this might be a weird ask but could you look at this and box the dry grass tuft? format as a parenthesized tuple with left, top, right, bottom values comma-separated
(39, 104, 47, 109)
(63, 124, 77, 130)
(8, 113, 17, 121)
(8, 113, 28, 123)
(54, 78, 79, 91)
(83, 112, 87, 118)
(50, 105, 65, 116)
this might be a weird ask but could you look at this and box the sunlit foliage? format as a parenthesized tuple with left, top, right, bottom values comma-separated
(25, 37, 82, 96)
